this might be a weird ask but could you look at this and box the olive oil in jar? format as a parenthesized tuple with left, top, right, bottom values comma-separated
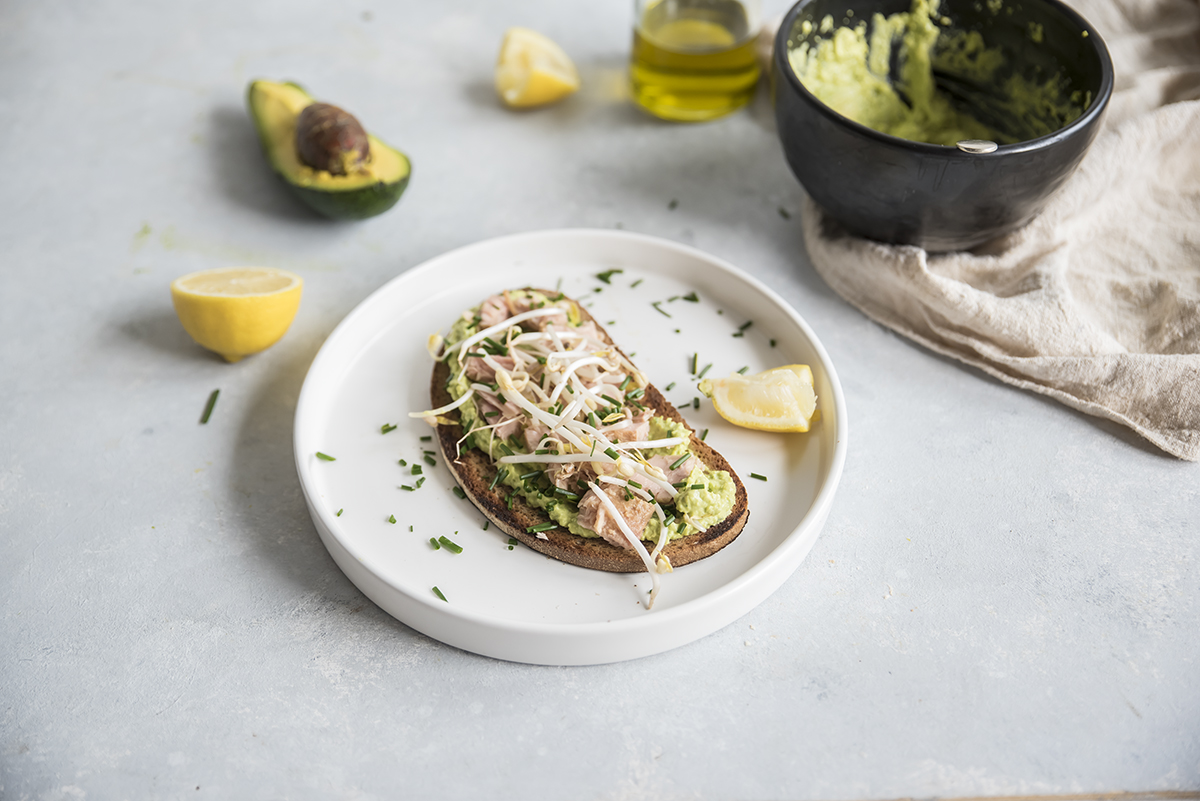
(631, 0, 762, 122)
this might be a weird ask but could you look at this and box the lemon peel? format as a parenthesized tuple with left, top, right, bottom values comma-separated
(170, 267, 302, 363)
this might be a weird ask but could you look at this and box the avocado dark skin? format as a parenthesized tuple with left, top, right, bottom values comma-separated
(295, 103, 370, 175)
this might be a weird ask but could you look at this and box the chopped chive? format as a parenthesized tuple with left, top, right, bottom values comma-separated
(400, 484, 414, 491)
(399, 459, 407, 466)
(664, 514, 676, 528)
(316, 452, 336, 461)
(697, 363, 712, 379)
(411, 465, 423, 475)
(717, 309, 724, 315)
(668, 295, 680, 302)
(498, 443, 514, 457)
(527, 522, 558, 533)
(409, 525, 413, 531)
(737, 366, 749, 374)
(432, 586, 448, 602)
(593, 287, 602, 293)
(691, 353, 698, 374)
(651, 302, 671, 318)
(629, 352, 636, 358)
(672, 481, 687, 488)
(682, 292, 699, 302)
(604, 447, 620, 460)
(738, 321, 753, 331)
(535, 448, 556, 455)
(732, 332, 744, 338)
(453, 487, 467, 500)
(554, 487, 581, 501)
(689, 483, 706, 490)
(607, 320, 616, 325)
(626, 388, 644, 401)
(381, 423, 397, 434)
(556, 277, 563, 291)
(484, 410, 499, 418)
(424, 456, 436, 467)
(665, 382, 676, 391)
(630, 279, 644, 288)
(701, 428, 709, 441)
(770, 338, 777, 348)
(521, 469, 545, 481)
(588, 411, 599, 428)
(199, 389, 219, 424)
(750, 472, 768, 481)
(668, 199, 678, 210)
(507, 492, 516, 509)
(489, 468, 509, 491)
(669, 454, 690, 470)
(628, 480, 643, 489)
(590, 440, 597, 456)
(438, 535, 463, 554)
(336, 508, 343, 517)
(420, 435, 432, 441)
(624, 488, 633, 501)
(429, 537, 441, 550)
(677, 401, 691, 408)
(692, 397, 699, 409)
(508, 536, 519, 545)
(482, 521, 491, 531)
(388, 515, 397, 524)
(619, 376, 632, 391)
(597, 269, 623, 284)
(415, 477, 426, 488)
(600, 394, 621, 406)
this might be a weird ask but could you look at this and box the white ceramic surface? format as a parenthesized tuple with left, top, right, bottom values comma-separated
(293, 229, 847, 665)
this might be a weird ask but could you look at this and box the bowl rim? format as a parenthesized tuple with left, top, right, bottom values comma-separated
(772, 0, 1115, 154)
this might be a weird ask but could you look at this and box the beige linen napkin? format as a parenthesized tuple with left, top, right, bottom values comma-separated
(798, 0, 1200, 460)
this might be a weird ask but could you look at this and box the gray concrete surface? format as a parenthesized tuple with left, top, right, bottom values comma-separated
(1, 0, 1197, 798)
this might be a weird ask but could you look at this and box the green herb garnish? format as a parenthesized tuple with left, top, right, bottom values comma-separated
(411, 465, 423, 475)
(682, 292, 699, 302)
(597, 269, 623, 284)
(651, 302, 671, 318)
(429, 537, 441, 550)
(770, 338, 777, 348)
(424, 455, 436, 466)
(689, 483, 706, 490)
(381, 423, 397, 434)
(527, 522, 558, 533)
(489, 468, 509, 491)
(665, 382, 676, 391)
(199, 389, 219, 424)
(737, 366, 749, 374)
(690, 353, 698, 374)
(739, 321, 753, 332)
(336, 508, 343, 517)
(415, 477, 426, 488)
(316, 452, 336, 461)
(701, 428, 709, 441)
(697, 363, 712, 380)
(668, 199, 678, 210)
(452, 487, 467, 499)
(750, 473, 768, 481)
(432, 586, 447, 602)
(692, 397, 699, 409)
(604, 447, 620, 460)
(669, 454, 690, 470)
(399, 459, 407, 466)
(388, 515, 396, 524)
(400, 485, 414, 491)
(630, 278, 643, 288)
(438, 535, 463, 554)
(778, 207, 791, 220)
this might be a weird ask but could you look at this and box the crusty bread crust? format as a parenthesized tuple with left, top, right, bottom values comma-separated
(431, 290, 749, 573)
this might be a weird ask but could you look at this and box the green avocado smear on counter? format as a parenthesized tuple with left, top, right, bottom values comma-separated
(442, 289, 735, 544)
(787, 0, 1090, 145)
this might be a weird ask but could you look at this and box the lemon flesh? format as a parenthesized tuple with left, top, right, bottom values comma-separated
(700, 365, 817, 433)
(495, 27, 581, 108)
(171, 267, 303, 363)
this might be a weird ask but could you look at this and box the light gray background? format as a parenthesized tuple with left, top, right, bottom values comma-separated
(1, 0, 1197, 799)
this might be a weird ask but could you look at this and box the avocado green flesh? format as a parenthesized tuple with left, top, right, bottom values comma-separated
(246, 80, 411, 220)
(443, 291, 737, 544)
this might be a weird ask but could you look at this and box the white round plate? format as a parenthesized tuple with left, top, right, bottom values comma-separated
(294, 229, 847, 665)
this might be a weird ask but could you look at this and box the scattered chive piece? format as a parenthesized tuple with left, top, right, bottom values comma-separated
(597, 269, 623, 284)
(672, 481, 687, 488)
(498, 443, 514, 457)
(556, 277, 563, 292)
(717, 309, 724, 315)
(668, 199, 678, 210)
(668, 295, 680, 302)
(739, 321, 753, 331)
(381, 423, 397, 434)
(691, 353, 698, 374)
(689, 483, 706, 490)
(669, 454, 690, 470)
(697, 363, 712, 379)
(629, 352, 636, 358)
(453, 487, 467, 500)
(484, 410, 499, 418)
(683, 292, 699, 302)
(624, 488, 633, 501)
(619, 375, 632, 391)
(692, 397, 699, 409)
(415, 477, 426, 488)
(701, 428, 709, 441)
(737, 366, 749, 374)
(732, 332, 745, 338)
(627, 388, 644, 400)
(424, 455, 436, 466)
(770, 338, 777, 348)
(590, 440, 597, 456)
(527, 522, 558, 533)
(438, 535, 463, 554)
(604, 447, 620, 460)
(429, 537, 441, 550)
(750, 473, 768, 481)
(432, 586, 447, 602)
(677, 401, 691, 408)
(651, 302, 671, 318)
(316, 452, 336, 462)
(593, 287, 602, 293)
(508, 536, 519, 545)
(778, 207, 792, 220)
(199, 389, 219, 424)
(420, 435, 432, 441)
(412, 465, 423, 475)
(400, 485, 414, 491)
(628, 480, 643, 489)
(489, 468, 509, 491)
(588, 411, 600, 428)
(665, 382, 676, 391)
(388, 515, 397, 524)
(601, 394, 621, 406)
(630, 279, 644, 288)
(409, 525, 413, 531)
(507, 493, 516, 509)
(336, 508, 343, 517)
(483, 521, 490, 531)
(399, 459, 407, 466)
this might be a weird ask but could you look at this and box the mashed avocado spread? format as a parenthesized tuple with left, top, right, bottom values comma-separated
(787, 0, 1089, 145)
(443, 290, 735, 544)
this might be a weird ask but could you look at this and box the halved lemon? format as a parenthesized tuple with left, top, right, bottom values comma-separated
(170, 267, 303, 363)
(699, 365, 817, 433)
(495, 27, 580, 108)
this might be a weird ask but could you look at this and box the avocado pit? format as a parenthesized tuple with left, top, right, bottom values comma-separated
(295, 102, 371, 175)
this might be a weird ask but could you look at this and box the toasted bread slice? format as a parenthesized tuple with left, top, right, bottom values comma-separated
(431, 291, 749, 573)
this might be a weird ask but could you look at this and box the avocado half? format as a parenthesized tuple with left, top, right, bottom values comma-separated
(246, 80, 411, 220)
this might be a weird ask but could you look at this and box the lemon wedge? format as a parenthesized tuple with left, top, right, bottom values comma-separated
(170, 267, 303, 363)
(495, 27, 580, 108)
(698, 365, 817, 433)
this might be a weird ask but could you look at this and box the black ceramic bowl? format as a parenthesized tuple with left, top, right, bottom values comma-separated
(772, 0, 1113, 251)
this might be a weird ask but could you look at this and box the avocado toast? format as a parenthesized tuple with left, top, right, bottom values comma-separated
(416, 288, 749, 607)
